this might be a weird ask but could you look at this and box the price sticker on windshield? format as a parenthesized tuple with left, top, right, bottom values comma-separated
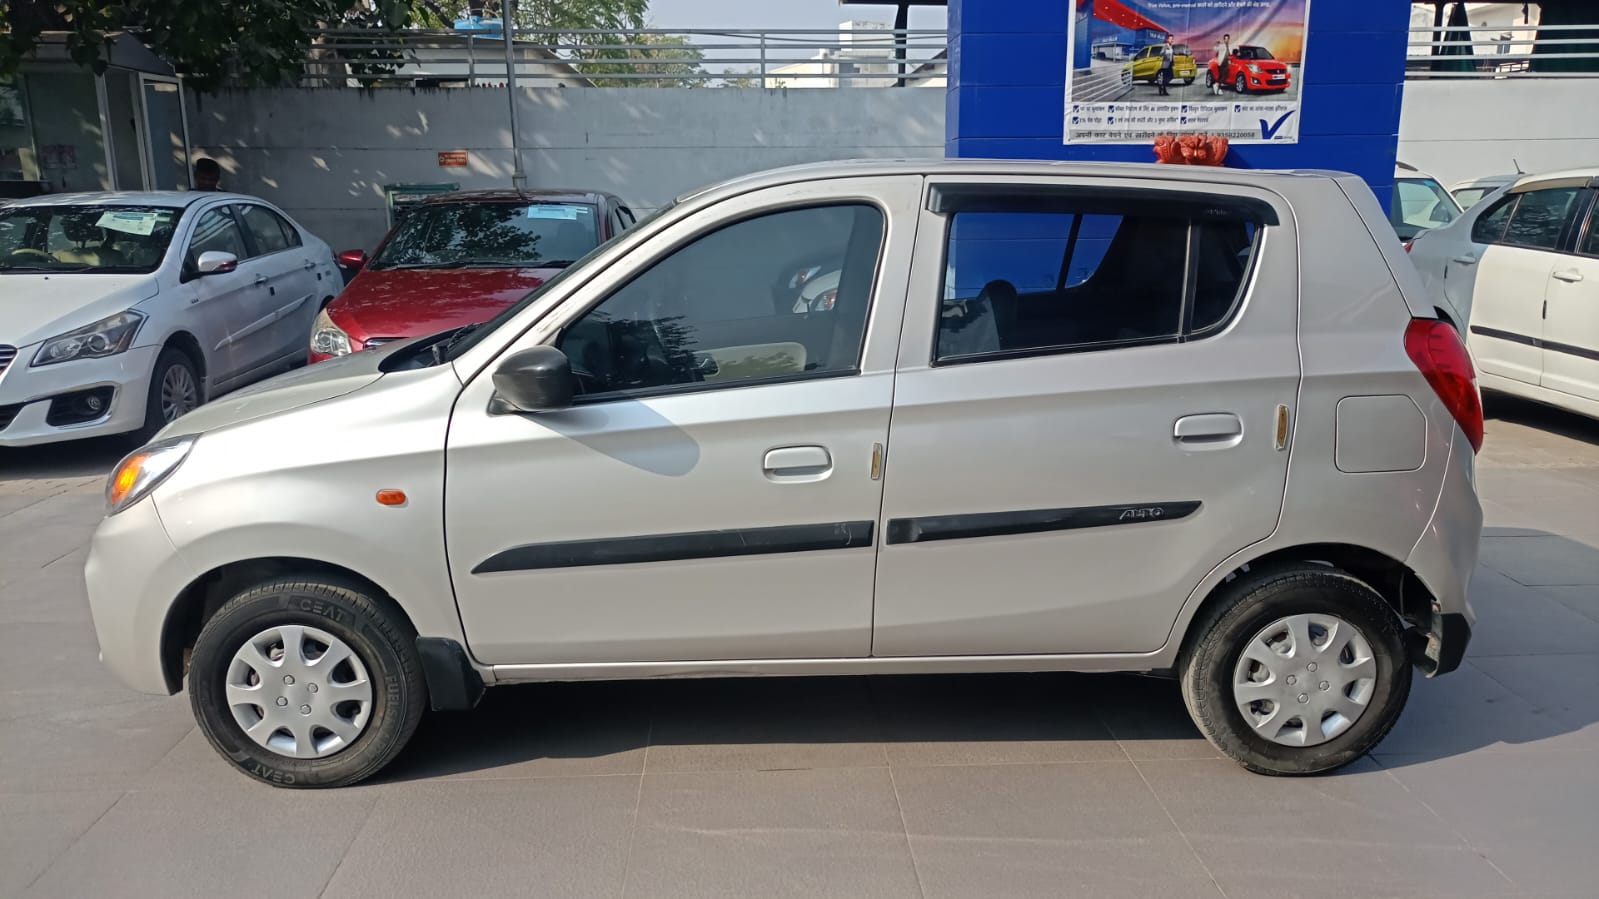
(96, 211, 170, 236)
(527, 205, 581, 220)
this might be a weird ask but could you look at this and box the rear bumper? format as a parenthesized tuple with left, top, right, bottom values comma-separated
(1405, 429, 1482, 676)
(1430, 612, 1473, 676)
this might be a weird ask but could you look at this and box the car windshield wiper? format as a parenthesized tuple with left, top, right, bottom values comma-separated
(0, 262, 90, 272)
(431, 322, 486, 365)
(379, 259, 534, 270)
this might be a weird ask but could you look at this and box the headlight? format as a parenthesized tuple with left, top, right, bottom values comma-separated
(311, 307, 352, 357)
(32, 310, 144, 366)
(1247, 63, 1262, 73)
(106, 436, 195, 515)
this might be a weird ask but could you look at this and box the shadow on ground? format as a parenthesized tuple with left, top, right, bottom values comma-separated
(1484, 392, 1599, 445)
(0, 437, 130, 481)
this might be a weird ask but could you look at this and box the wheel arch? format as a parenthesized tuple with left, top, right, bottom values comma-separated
(159, 556, 415, 694)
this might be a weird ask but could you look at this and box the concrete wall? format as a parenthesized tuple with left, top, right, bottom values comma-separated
(187, 87, 945, 250)
(1397, 79, 1599, 187)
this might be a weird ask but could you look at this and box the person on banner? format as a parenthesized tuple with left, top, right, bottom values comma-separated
(1158, 34, 1176, 96)
(1212, 33, 1232, 95)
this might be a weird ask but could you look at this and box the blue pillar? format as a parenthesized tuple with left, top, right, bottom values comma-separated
(947, 0, 1411, 208)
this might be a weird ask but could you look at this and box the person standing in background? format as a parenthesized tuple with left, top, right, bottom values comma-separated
(1158, 34, 1176, 96)
(1213, 33, 1231, 94)
(193, 158, 222, 191)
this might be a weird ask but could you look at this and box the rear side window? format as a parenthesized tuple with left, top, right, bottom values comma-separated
(237, 205, 298, 256)
(936, 197, 1260, 362)
(1504, 187, 1581, 250)
(1470, 195, 1516, 244)
(1581, 197, 1599, 257)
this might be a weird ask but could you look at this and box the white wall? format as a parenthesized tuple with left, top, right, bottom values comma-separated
(187, 87, 945, 250)
(1398, 79, 1599, 187)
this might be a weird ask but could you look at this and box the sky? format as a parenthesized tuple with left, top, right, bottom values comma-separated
(644, 0, 948, 71)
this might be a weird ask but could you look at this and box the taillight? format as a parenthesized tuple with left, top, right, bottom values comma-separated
(1404, 318, 1483, 453)
(1402, 239, 1414, 253)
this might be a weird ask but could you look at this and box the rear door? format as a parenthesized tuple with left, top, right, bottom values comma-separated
(1468, 185, 1586, 386)
(1541, 189, 1599, 405)
(871, 176, 1299, 657)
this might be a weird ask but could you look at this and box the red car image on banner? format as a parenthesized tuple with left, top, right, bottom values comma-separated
(1208, 45, 1292, 94)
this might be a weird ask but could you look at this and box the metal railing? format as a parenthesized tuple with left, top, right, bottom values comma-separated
(1406, 23, 1599, 78)
(301, 27, 949, 88)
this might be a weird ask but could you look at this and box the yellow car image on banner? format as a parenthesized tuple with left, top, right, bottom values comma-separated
(1127, 43, 1197, 84)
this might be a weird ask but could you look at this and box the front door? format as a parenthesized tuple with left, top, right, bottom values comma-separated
(444, 177, 921, 665)
(1541, 190, 1599, 405)
(181, 204, 257, 389)
(871, 176, 1299, 657)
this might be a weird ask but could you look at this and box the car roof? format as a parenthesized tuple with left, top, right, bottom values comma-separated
(421, 189, 618, 207)
(1508, 168, 1599, 193)
(1449, 174, 1519, 190)
(6, 191, 258, 209)
(674, 158, 1371, 207)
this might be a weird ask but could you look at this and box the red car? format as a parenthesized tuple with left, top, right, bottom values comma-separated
(1207, 45, 1291, 94)
(310, 190, 634, 363)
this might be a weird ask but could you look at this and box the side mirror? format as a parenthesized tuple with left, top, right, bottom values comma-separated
(337, 248, 369, 270)
(195, 251, 238, 275)
(490, 346, 574, 414)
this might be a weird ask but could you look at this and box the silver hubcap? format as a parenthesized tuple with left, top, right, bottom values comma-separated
(225, 624, 373, 759)
(159, 363, 199, 422)
(1232, 613, 1378, 748)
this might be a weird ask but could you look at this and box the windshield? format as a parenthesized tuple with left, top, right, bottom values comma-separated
(1236, 47, 1274, 60)
(0, 205, 181, 274)
(441, 202, 678, 362)
(370, 201, 600, 270)
(1173, 44, 1191, 56)
(1391, 177, 1462, 240)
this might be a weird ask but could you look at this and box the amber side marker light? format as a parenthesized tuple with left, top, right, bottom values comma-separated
(376, 489, 408, 506)
(107, 452, 150, 508)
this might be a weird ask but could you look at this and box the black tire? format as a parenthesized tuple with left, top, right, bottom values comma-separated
(138, 347, 201, 443)
(1180, 565, 1411, 776)
(1182, 78, 1195, 85)
(189, 576, 427, 788)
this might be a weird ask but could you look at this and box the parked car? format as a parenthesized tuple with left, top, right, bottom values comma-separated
(1450, 174, 1519, 210)
(1, 192, 340, 447)
(86, 160, 1482, 788)
(1208, 45, 1291, 93)
(1407, 169, 1598, 419)
(1391, 162, 1463, 244)
(311, 190, 634, 363)
(1128, 42, 1197, 84)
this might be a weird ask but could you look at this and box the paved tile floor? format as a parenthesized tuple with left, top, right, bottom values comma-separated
(2, 396, 1596, 898)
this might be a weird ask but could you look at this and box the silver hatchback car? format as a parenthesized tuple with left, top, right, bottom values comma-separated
(85, 160, 1484, 787)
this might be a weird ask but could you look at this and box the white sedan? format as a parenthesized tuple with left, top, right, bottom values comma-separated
(1408, 169, 1599, 420)
(1, 192, 341, 447)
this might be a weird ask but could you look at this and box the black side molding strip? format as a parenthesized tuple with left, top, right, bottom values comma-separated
(1471, 325, 1599, 362)
(887, 501, 1202, 545)
(474, 520, 875, 573)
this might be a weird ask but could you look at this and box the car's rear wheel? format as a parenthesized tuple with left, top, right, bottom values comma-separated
(1180, 565, 1411, 775)
(188, 576, 427, 788)
(137, 347, 200, 443)
(1182, 77, 1195, 85)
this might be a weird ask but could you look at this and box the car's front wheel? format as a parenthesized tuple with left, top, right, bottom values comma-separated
(188, 576, 427, 787)
(1236, 73, 1249, 94)
(137, 347, 201, 442)
(1180, 565, 1411, 775)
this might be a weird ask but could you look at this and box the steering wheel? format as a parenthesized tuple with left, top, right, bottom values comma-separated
(6, 248, 58, 263)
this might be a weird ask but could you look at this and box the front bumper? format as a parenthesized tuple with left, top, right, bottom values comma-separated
(84, 495, 197, 695)
(0, 344, 157, 447)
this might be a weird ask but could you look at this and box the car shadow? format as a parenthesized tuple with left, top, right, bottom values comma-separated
(0, 436, 130, 482)
(1483, 392, 1599, 445)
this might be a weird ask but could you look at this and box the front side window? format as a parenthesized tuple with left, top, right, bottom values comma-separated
(187, 208, 249, 266)
(1471, 194, 1516, 244)
(557, 204, 884, 399)
(237, 205, 299, 256)
(1504, 187, 1581, 250)
(0, 204, 181, 274)
(1390, 178, 1460, 240)
(935, 197, 1258, 363)
(371, 201, 600, 270)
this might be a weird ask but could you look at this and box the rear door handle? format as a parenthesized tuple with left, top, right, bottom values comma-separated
(1174, 413, 1244, 448)
(303, 259, 317, 271)
(1451, 254, 1477, 266)
(1552, 269, 1584, 283)
(763, 445, 832, 481)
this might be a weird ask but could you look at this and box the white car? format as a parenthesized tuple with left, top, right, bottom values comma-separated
(1450, 174, 1519, 211)
(1, 192, 341, 447)
(1408, 169, 1599, 419)
(1390, 163, 1463, 244)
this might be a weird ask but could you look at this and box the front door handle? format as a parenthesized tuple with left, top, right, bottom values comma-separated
(1174, 413, 1244, 449)
(1451, 254, 1477, 266)
(253, 274, 269, 287)
(1552, 269, 1584, 283)
(763, 445, 832, 481)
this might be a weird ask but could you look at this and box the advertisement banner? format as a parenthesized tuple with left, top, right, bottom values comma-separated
(1064, 0, 1310, 144)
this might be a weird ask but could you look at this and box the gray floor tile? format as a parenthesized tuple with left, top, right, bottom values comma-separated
(0, 693, 193, 793)
(894, 761, 1220, 899)
(1540, 585, 1599, 624)
(1378, 662, 1580, 758)
(24, 784, 376, 898)
(626, 768, 920, 899)
(873, 673, 1125, 767)
(0, 790, 122, 895)
(1382, 752, 1599, 895)
(1478, 534, 1599, 587)
(1465, 567, 1599, 657)
(645, 677, 887, 773)
(1090, 674, 1223, 761)
(1138, 758, 1514, 899)
(322, 776, 638, 899)
(1471, 653, 1599, 733)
